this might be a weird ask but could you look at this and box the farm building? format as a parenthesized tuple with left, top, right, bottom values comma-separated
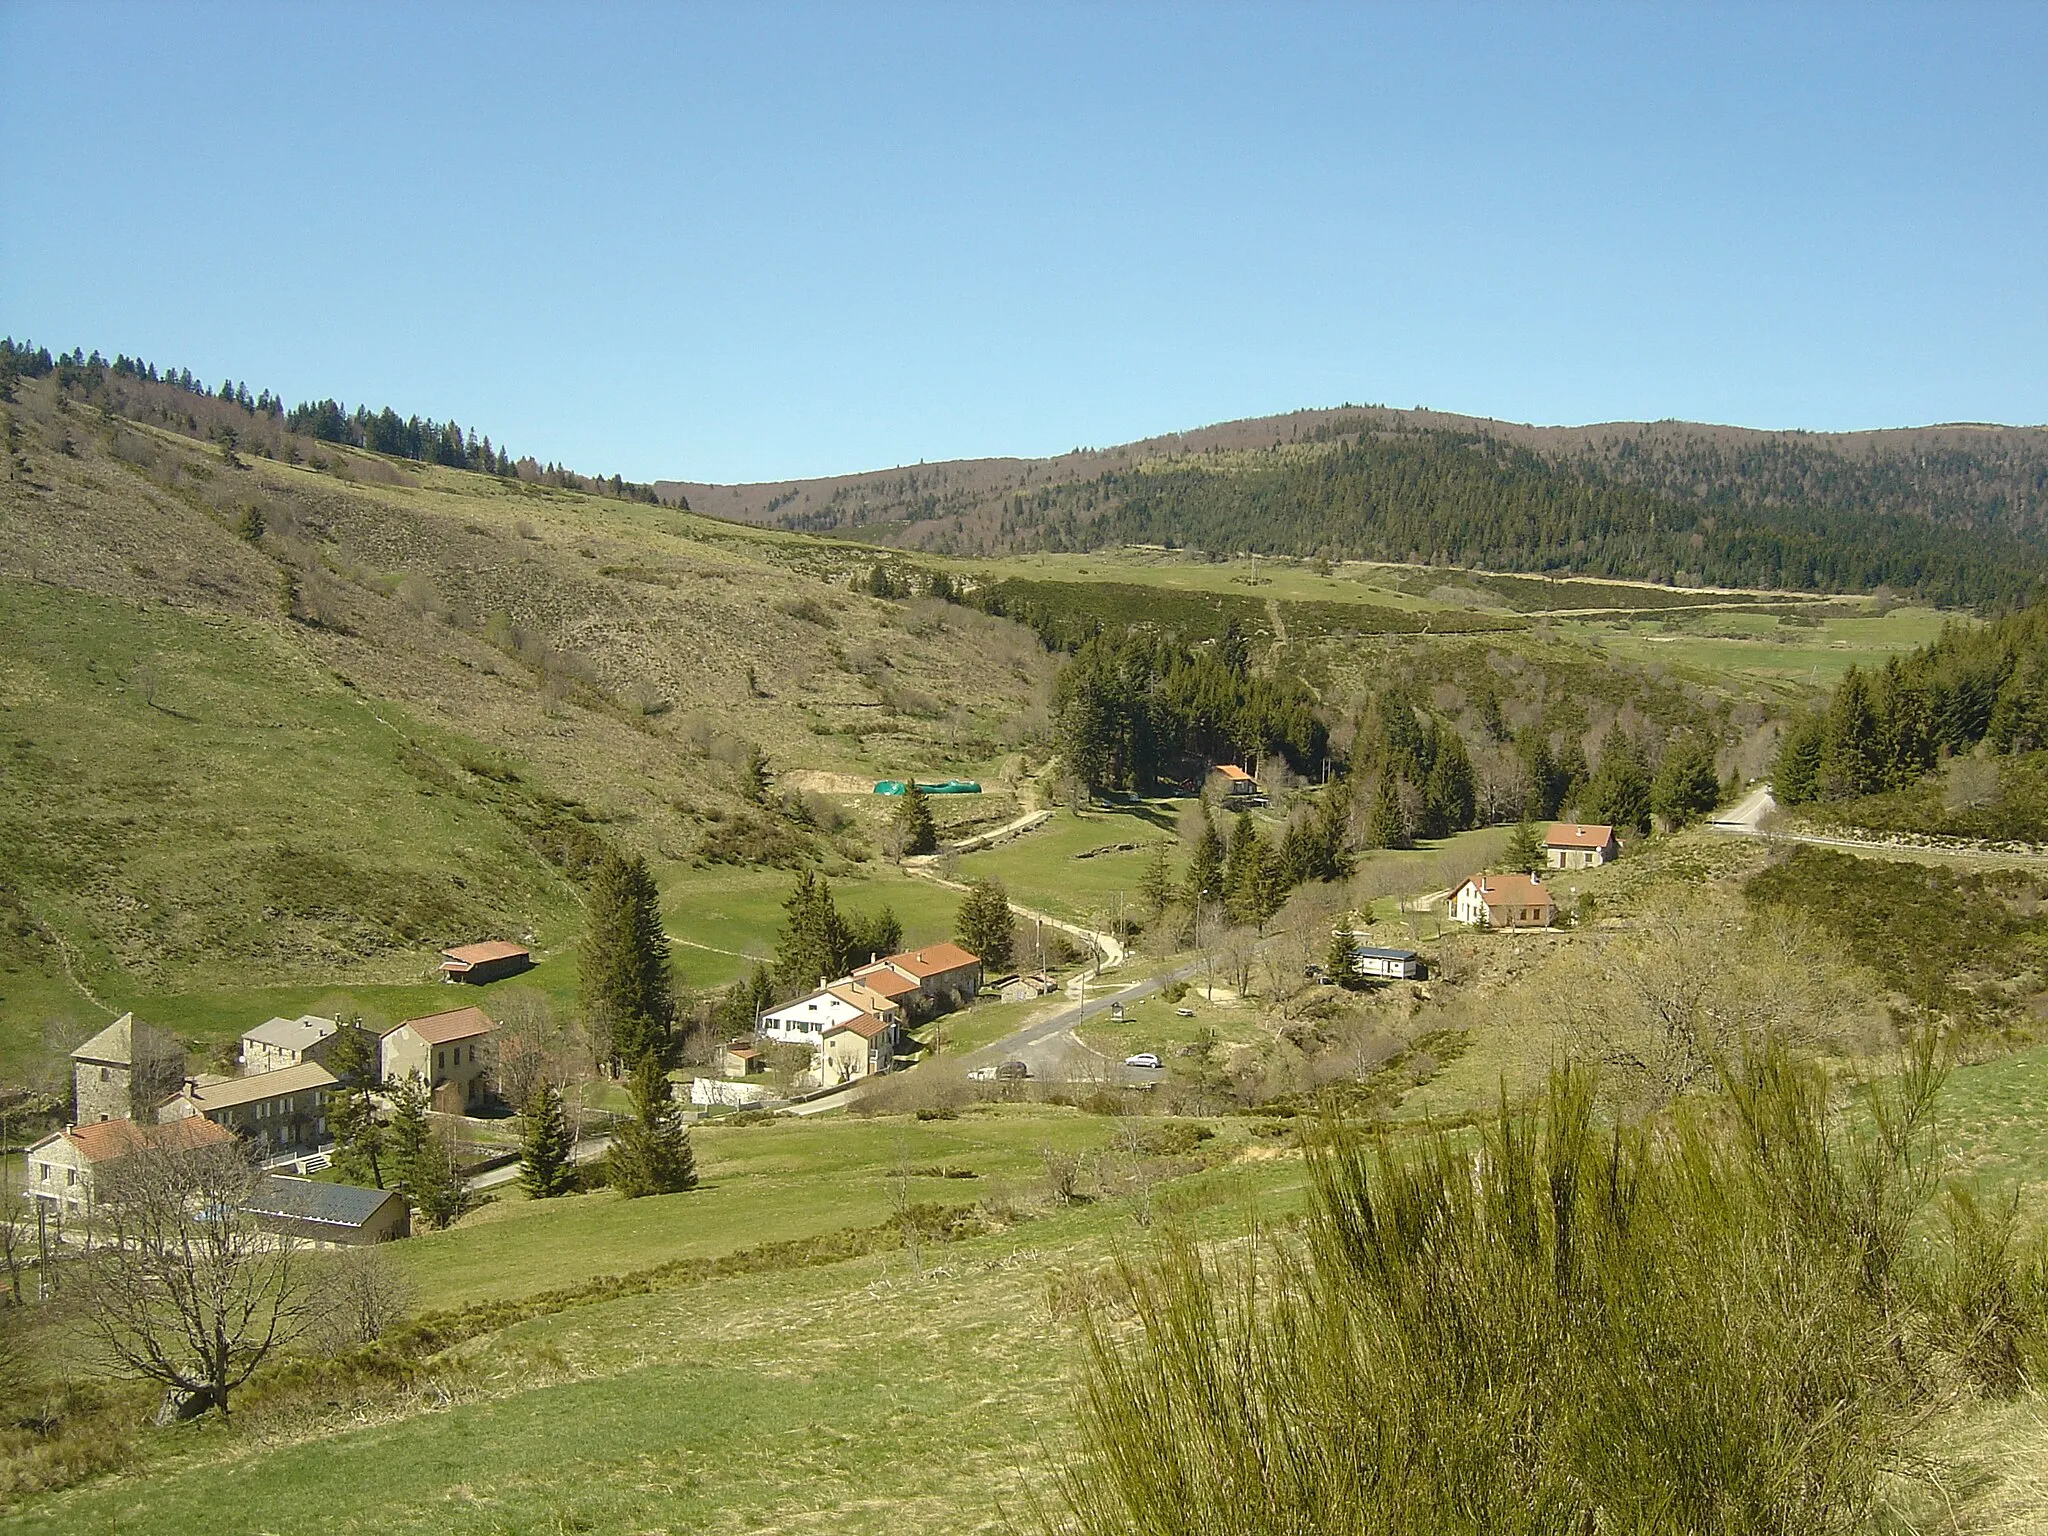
(439, 940, 533, 984)
(23, 1116, 236, 1225)
(241, 1175, 410, 1247)
(159, 1061, 339, 1154)
(1544, 824, 1620, 870)
(720, 1043, 764, 1078)
(378, 1006, 499, 1113)
(1449, 873, 1556, 930)
(1341, 943, 1425, 981)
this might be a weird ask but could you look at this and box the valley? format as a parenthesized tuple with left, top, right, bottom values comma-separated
(5, 354, 2048, 1533)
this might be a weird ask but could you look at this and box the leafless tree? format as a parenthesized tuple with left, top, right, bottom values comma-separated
(309, 1245, 414, 1350)
(75, 1138, 321, 1419)
(493, 989, 577, 1113)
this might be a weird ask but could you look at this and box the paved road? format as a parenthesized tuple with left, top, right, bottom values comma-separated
(1705, 780, 2048, 866)
(468, 1133, 611, 1192)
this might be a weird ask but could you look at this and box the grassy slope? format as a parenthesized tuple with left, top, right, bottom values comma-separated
(17, 1042, 2048, 1534)
(0, 378, 1051, 1076)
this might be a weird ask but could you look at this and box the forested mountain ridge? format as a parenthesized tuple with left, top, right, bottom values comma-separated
(664, 408, 2048, 609)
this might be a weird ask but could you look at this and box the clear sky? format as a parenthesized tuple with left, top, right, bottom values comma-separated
(2, 2, 2043, 483)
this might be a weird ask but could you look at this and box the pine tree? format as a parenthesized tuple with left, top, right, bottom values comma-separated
(955, 879, 1015, 970)
(519, 1081, 577, 1199)
(775, 868, 853, 991)
(1651, 737, 1721, 828)
(1424, 729, 1476, 835)
(409, 1132, 472, 1230)
(580, 851, 676, 1071)
(1138, 841, 1178, 918)
(1774, 714, 1824, 804)
(1504, 819, 1547, 874)
(1184, 808, 1226, 911)
(384, 1074, 433, 1198)
(895, 780, 938, 856)
(1587, 728, 1652, 834)
(1367, 777, 1409, 850)
(1325, 926, 1360, 988)
(606, 1055, 697, 1198)
(328, 1085, 385, 1188)
(845, 905, 903, 968)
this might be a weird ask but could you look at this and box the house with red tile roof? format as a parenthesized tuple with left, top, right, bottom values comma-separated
(378, 1006, 499, 1112)
(1543, 823, 1620, 870)
(1449, 873, 1556, 929)
(24, 1116, 235, 1224)
(863, 943, 983, 1017)
(819, 1011, 897, 1085)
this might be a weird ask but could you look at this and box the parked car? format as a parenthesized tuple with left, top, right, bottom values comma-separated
(994, 1060, 1030, 1081)
(1174, 1006, 1196, 1018)
(1123, 1052, 1163, 1070)
(966, 1065, 999, 1082)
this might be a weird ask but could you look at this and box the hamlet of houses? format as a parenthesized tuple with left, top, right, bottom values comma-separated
(25, 935, 984, 1240)
(24, 986, 506, 1247)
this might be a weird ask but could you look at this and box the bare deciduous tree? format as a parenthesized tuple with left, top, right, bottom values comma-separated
(76, 1138, 321, 1419)
(310, 1245, 414, 1350)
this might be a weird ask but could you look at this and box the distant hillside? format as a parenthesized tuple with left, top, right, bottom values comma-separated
(661, 407, 2048, 608)
(0, 367, 1054, 1075)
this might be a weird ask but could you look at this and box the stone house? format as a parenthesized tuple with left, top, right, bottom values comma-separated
(23, 1115, 236, 1226)
(71, 1013, 187, 1124)
(854, 944, 983, 1020)
(378, 1006, 498, 1113)
(239, 1015, 362, 1075)
(158, 1061, 339, 1154)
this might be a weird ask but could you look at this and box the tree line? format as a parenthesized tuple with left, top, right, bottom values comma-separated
(1000, 423, 2048, 609)
(1775, 595, 2048, 805)
(1053, 628, 1326, 794)
(1, 336, 662, 502)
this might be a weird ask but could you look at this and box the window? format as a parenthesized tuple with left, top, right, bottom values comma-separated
(66, 1168, 76, 1186)
(468, 1044, 476, 1064)
(437, 1049, 445, 1070)
(100, 1067, 110, 1082)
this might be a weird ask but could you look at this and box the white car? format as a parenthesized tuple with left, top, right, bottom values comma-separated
(1124, 1052, 1163, 1070)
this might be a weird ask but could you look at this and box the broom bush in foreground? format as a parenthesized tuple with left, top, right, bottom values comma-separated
(1044, 1040, 2047, 1536)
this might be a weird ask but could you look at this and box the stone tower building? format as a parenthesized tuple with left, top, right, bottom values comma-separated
(71, 1013, 188, 1124)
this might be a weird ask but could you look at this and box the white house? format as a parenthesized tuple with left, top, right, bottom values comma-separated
(1449, 873, 1556, 929)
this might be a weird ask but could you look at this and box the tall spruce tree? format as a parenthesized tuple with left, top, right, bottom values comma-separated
(955, 878, 1015, 970)
(775, 868, 853, 991)
(895, 780, 938, 856)
(519, 1081, 577, 1199)
(606, 1055, 697, 1198)
(1504, 819, 1547, 874)
(327, 1084, 385, 1188)
(580, 851, 677, 1071)
(1184, 808, 1226, 911)
(1651, 736, 1721, 828)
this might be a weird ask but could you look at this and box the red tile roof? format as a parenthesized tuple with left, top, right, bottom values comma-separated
(440, 940, 531, 966)
(883, 943, 981, 979)
(1544, 823, 1616, 849)
(61, 1116, 235, 1164)
(850, 964, 920, 999)
(1469, 873, 1555, 910)
(391, 1005, 498, 1045)
(1215, 764, 1256, 782)
(824, 1012, 893, 1040)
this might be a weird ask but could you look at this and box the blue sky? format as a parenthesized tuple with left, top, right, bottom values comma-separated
(3, 2, 2043, 482)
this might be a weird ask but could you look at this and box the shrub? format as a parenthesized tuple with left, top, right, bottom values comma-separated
(1042, 1040, 2046, 1536)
